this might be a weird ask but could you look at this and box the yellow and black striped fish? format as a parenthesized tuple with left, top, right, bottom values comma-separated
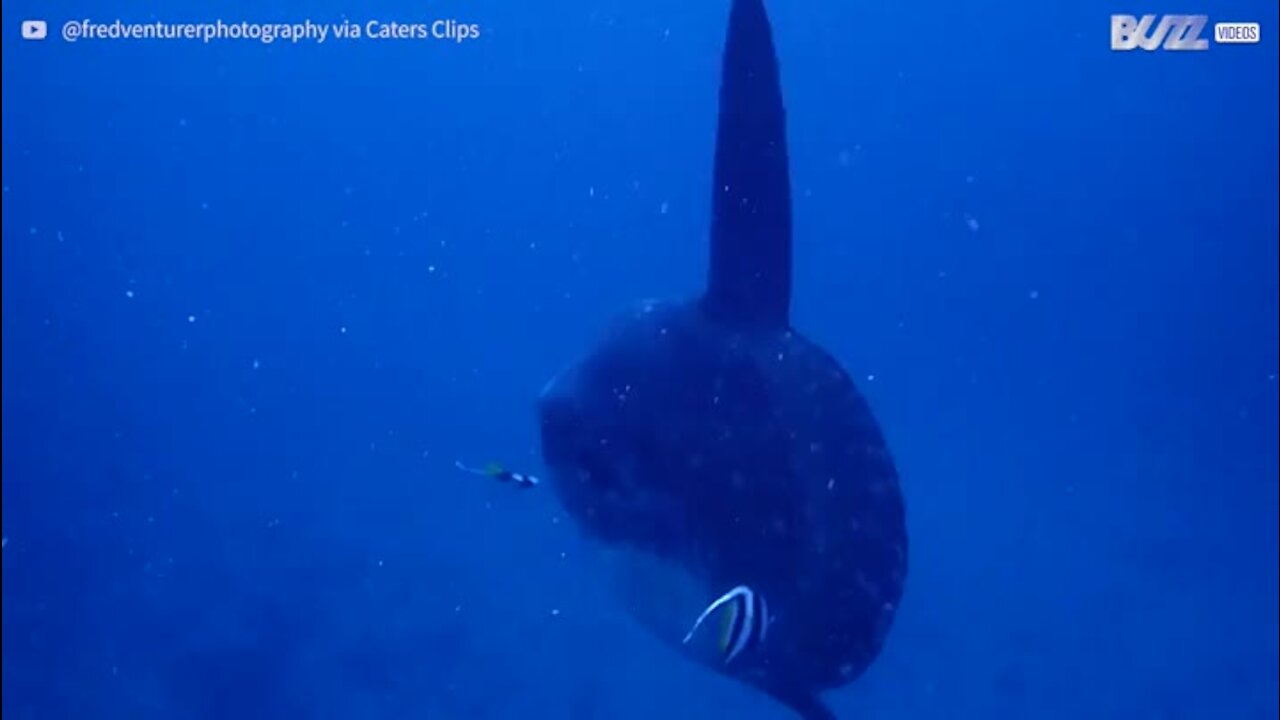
(683, 585, 770, 663)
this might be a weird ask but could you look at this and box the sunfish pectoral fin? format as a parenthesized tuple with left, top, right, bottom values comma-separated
(703, 0, 793, 330)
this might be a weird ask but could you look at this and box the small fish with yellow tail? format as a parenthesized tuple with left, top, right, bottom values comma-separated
(455, 460, 540, 489)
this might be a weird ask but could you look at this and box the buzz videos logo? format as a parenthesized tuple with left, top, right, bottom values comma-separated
(1111, 14, 1261, 51)
(21, 19, 48, 40)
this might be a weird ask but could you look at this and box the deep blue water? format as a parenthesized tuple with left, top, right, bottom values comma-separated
(3, 1, 1277, 718)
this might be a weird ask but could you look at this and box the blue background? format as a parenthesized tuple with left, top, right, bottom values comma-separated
(3, 1, 1277, 718)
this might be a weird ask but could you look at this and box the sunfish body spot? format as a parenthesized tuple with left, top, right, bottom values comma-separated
(536, 2, 907, 718)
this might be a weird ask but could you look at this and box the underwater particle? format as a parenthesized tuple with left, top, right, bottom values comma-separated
(125, 290, 135, 299)
(1028, 289, 1040, 300)
(660, 201, 669, 214)
(965, 175, 976, 184)
(838, 150, 851, 167)
(2, 536, 6, 549)
(252, 358, 260, 370)
(56, 230, 65, 242)
(28, 226, 37, 235)
(964, 214, 980, 232)
(550, 608, 561, 617)
(588, 186, 595, 198)
(200, 201, 209, 210)
(866, 374, 876, 381)
(340, 326, 348, 334)
(427, 264, 437, 273)
(186, 315, 196, 323)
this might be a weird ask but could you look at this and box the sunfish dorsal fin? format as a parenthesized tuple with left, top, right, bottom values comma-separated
(702, 0, 793, 330)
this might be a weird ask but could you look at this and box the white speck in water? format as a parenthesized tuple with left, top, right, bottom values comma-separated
(252, 358, 260, 370)
(340, 326, 348, 334)
(1268, 373, 1276, 382)
(550, 608, 561, 617)
(125, 290, 135, 299)
(1, 537, 7, 549)
(826, 478, 836, 491)
(377, 559, 384, 568)
(28, 227, 37, 235)
(965, 175, 976, 184)
(1029, 289, 1040, 300)
(965, 215, 980, 232)
(200, 202, 209, 211)
(427, 265, 437, 273)
(186, 315, 196, 323)
(867, 374, 876, 381)
(659, 201, 669, 214)
(838, 150, 851, 167)
(588, 186, 595, 198)
(56, 231, 65, 243)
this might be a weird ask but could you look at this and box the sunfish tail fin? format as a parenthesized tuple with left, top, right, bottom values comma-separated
(775, 691, 838, 720)
(703, 0, 793, 330)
